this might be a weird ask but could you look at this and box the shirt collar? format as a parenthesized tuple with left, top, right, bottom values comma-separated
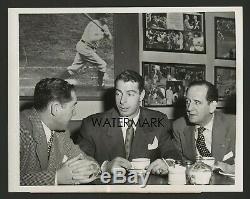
(120, 109, 140, 128)
(196, 114, 214, 131)
(41, 121, 52, 143)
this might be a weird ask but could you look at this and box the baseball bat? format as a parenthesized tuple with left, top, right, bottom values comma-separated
(83, 13, 105, 32)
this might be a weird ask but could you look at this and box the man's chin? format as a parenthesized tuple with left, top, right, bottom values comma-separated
(188, 116, 197, 124)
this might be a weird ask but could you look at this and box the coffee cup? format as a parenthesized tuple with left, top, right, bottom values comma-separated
(168, 165, 186, 185)
(131, 158, 150, 170)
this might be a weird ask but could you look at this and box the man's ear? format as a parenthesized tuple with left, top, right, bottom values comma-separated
(139, 89, 145, 102)
(209, 101, 218, 113)
(50, 101, 61, 116)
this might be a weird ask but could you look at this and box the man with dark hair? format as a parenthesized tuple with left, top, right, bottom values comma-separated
(61, 13, 112, 87)
(75, 70, 180, 174)
(20, 78, 100, 185)
(172, 80, 235, 173)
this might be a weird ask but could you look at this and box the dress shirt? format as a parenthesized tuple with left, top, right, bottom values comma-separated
(120, 110, 140, 142)
(41, 121, 52, 144)
(101, 110, 140, 171)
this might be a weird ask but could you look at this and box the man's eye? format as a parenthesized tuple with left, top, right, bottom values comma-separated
(128, 93, 135, 97)
(116, 92, 121, 96)
(195, 101, 201, 105)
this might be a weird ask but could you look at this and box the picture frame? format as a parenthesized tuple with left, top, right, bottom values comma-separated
(142, 62, 206, 107)
(214, 66, 236, 100)
(19, 13, 114, 100)
(143, 12, 206, 54)
(215, 17, 236, 60)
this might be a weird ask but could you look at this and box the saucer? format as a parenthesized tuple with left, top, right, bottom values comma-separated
(218, 170, 235, 178)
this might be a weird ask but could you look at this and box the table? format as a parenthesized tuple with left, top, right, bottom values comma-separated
(92, 171, 235, 185)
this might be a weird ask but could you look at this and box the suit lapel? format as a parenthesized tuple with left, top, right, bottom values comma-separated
(105, 108, 126, 158)
(183, 125, 197, 161)
(30, 109, 49, 170)
(48, 132, 64, 170)
(130, 108, 155, 159)
(211, 112, 226, 161)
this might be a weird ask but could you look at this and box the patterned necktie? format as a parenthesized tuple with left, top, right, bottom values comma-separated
(196, 126, 212, 157)
(47, 130, 55, 155)
(125, 119, 134, 159)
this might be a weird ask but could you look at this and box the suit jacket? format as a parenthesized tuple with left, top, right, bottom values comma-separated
(172, 111, 236, 164)
(20, 108, 88, 186)
(76, 107, 181, 164)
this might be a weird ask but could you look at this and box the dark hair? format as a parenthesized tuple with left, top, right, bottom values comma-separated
(115, 70, 144, 93)
(187, 80, 218, 102)
(34, 78, 75, 111)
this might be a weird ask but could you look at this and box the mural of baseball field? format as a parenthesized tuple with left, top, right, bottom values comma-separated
(19, 13, 114, 98)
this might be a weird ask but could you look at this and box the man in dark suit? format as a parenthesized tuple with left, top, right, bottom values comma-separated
(76, 70, 180, 174)
(172, 80, 236, 174)
(20, 78, 100, 185)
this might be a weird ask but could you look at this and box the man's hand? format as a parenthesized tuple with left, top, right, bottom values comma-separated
(66, 154, 100, 184)
(147, 159, 169, 175)
(56, 163, 74, 185)
(105, 157, 132, 173)
(214, 161, 235, 174)
(57, 154, 100, 184)
(102, 25, 112, 40)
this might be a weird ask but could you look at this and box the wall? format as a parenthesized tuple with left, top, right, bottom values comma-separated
(138, 12, 236, 118)
(20, 12, 235, 121)
(20, 14, 140, 120)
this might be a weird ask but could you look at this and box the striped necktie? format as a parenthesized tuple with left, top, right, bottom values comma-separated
(125, 119, 134, 159)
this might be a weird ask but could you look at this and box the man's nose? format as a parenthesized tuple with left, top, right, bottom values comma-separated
(186, 102, 194, 111)
(120, 94, 127, 104)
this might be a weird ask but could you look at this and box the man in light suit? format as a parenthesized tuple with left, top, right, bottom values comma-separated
(20, 78, 100, 185)
(150, 80, 236, 174)
(76, 70, 180, 174)
(173, 80, 236, 173)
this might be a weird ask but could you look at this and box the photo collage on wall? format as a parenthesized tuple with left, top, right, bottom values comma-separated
(214, 66, 236, 100)
(143, 12, 205, 53)
(142, 62, 205, 107)
(215, 17, 236, 60)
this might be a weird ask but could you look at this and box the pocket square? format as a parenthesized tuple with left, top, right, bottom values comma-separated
(222, 151, 233, 161)
(62, 155, 69, 163)
(148, 136, 158, 150)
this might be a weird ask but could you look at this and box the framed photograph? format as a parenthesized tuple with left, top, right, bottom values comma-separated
(215, 17, 236, 60)
(143, 62, 205, 107)
(19, 13, 114, 100)
(143, 12, 206, 53)
(214, 66, 236, 100)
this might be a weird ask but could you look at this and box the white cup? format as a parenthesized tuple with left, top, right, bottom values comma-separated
(168, 165, 186, 185)
(131, 158, 150, 170)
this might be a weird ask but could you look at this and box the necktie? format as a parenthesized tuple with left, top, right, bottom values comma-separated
(125, 119, 134, 159)
(196, 126, 212, 157)
(47, 130, 55, 155)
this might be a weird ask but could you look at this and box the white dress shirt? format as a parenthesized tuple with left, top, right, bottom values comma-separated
(41, 121, 52, 144)
(101, 110, 140, 171)
(195, 114, 214, 155)
(120, 110, 140, 142)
